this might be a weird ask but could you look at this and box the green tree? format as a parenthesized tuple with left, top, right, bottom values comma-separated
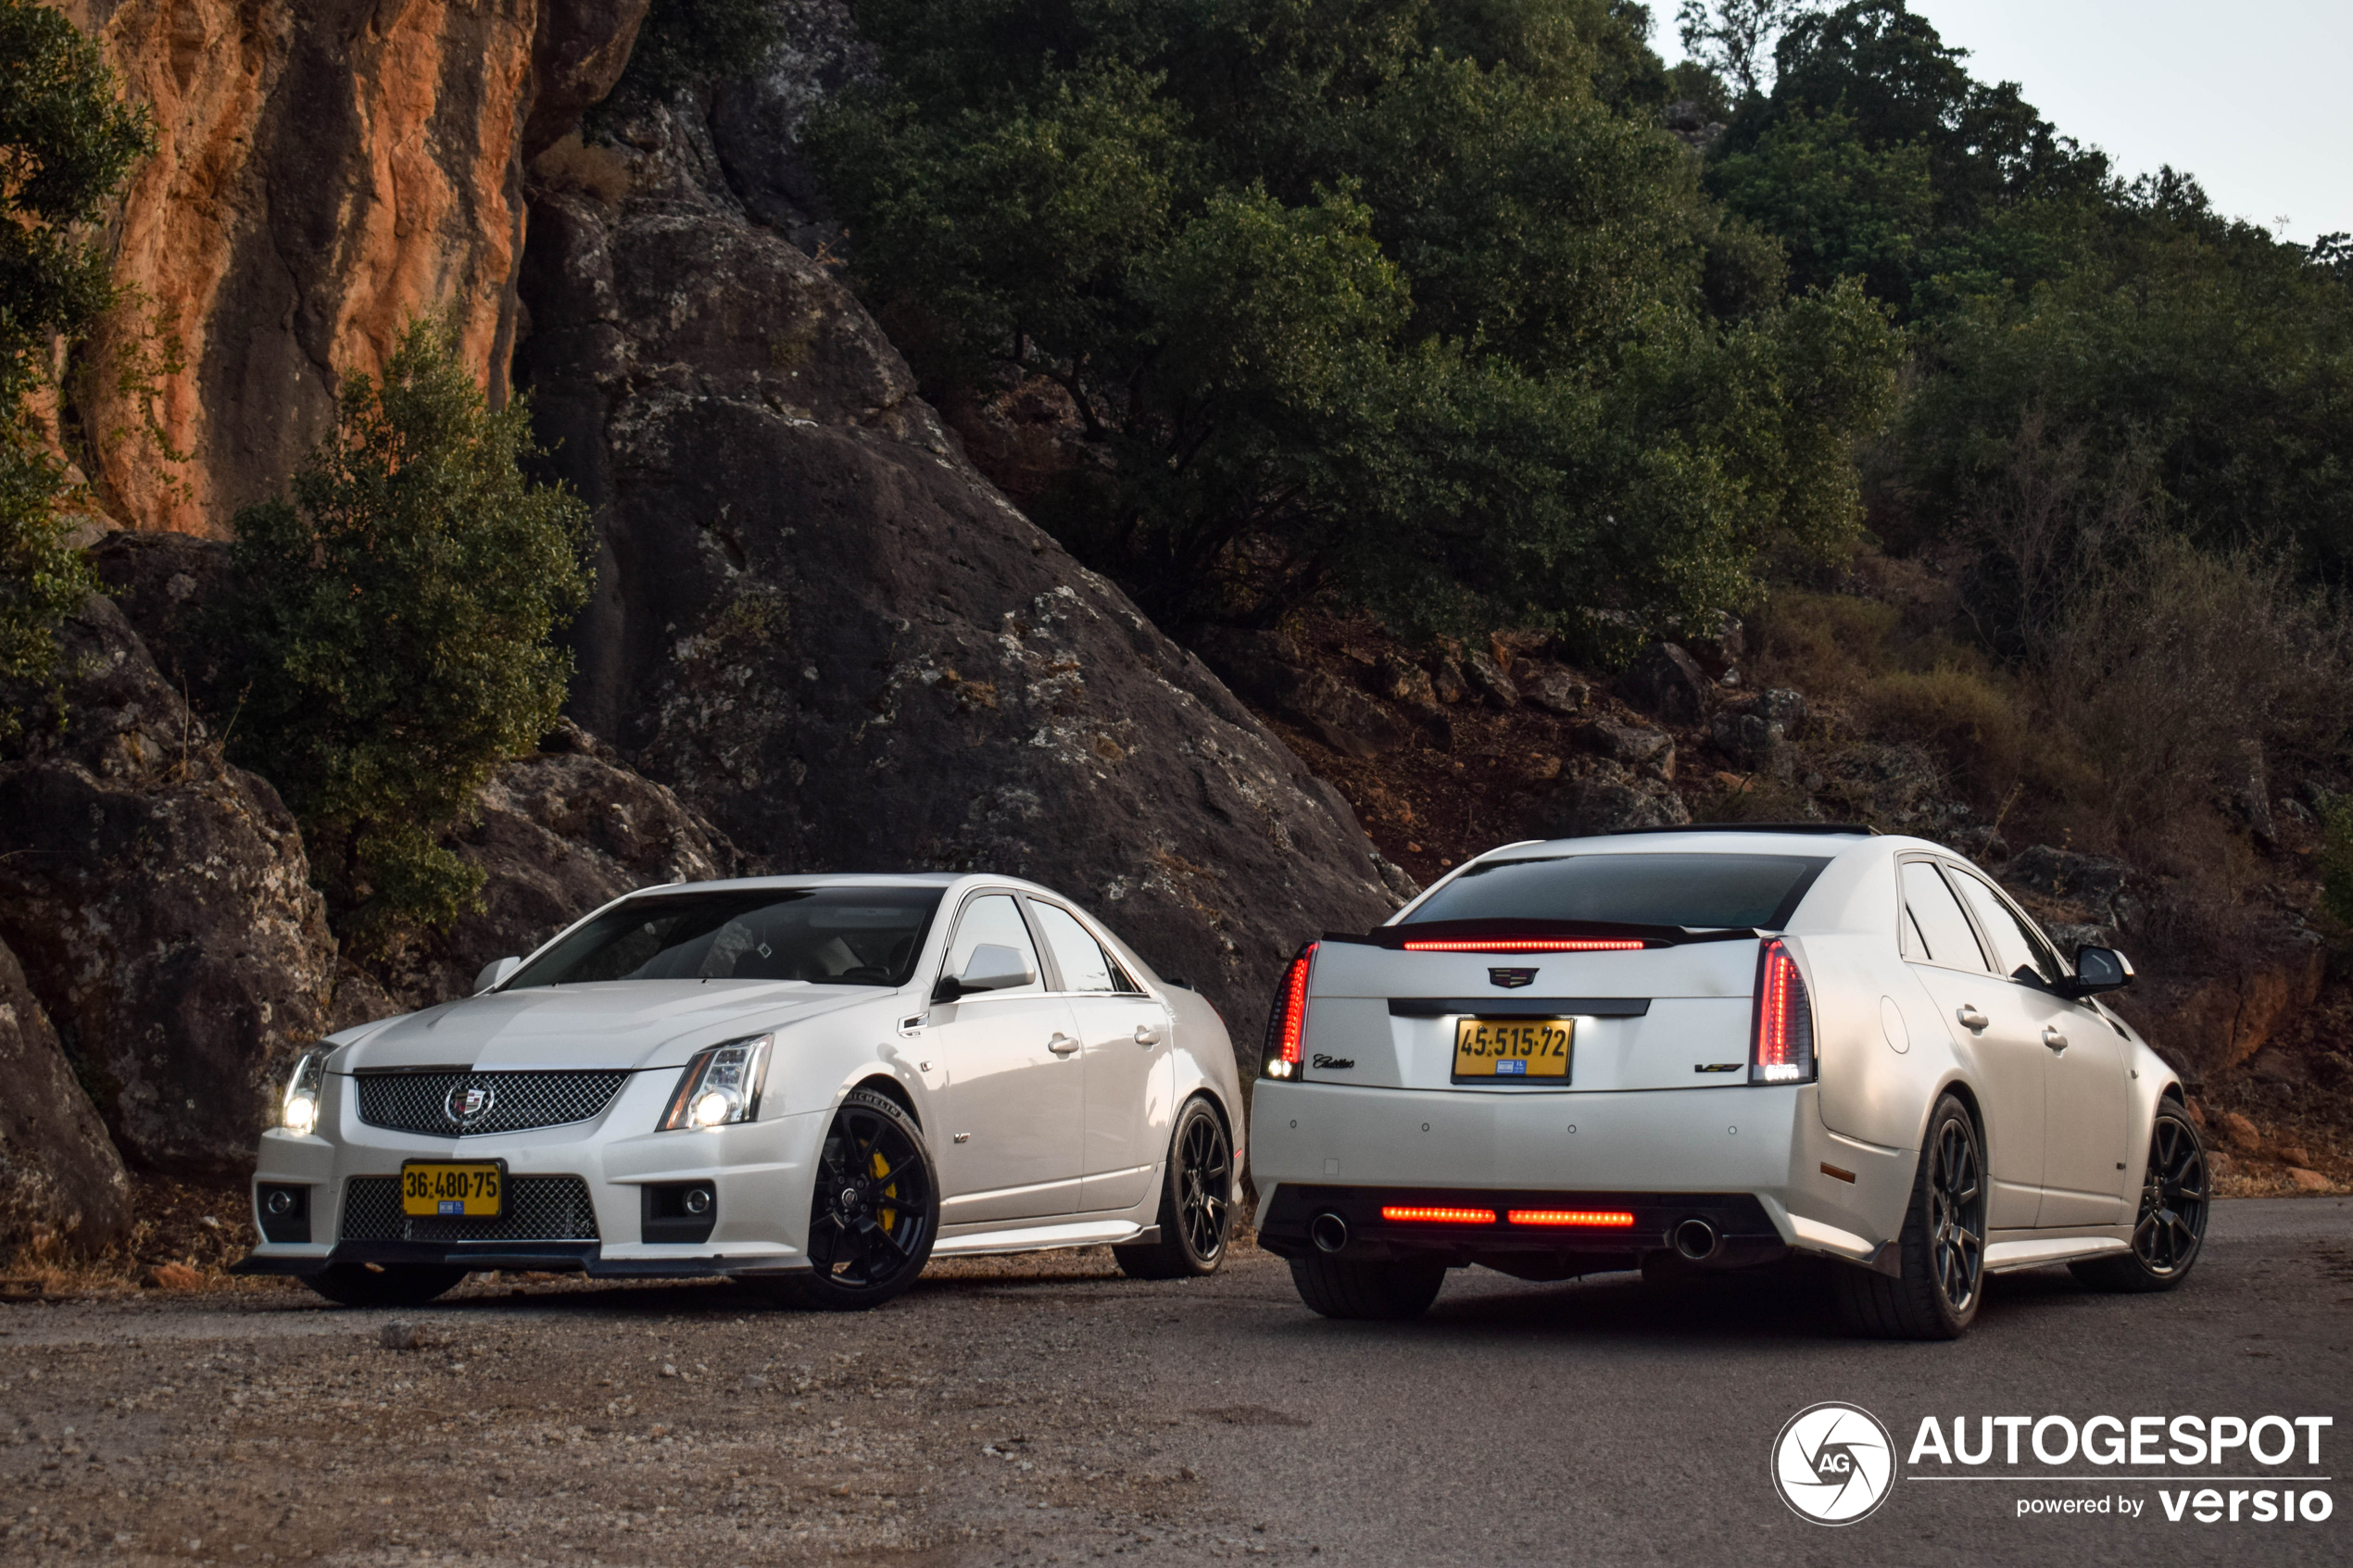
(0, 0, 151, 726)
(220, 320, 593, 945)
(812, 0, 1898, 638)
(612, 0, 787, 98)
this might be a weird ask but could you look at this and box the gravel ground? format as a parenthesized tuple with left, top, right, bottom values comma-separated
(4, 1200, 2349, 1567)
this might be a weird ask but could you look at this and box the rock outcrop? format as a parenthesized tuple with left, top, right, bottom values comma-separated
(364, 721, 741, 1014)
(66, 0, 647, 537)
(0, 597, 336, 1177)
(0, 936, 133, 1262)
(513, 89, 1397, 1034)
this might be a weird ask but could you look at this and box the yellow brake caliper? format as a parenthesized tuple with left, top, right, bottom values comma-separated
(871, 1150, 897, 1232)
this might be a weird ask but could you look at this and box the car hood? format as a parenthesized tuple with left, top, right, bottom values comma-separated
(333, 981, 890, 1073)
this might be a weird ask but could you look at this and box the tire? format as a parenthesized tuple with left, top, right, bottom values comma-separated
(306, 1263, 467, 1309)
(1833, 1093, 1986, 1340)
(1287, 1254, 1448, 1321)
(2070, 1100, 2208, 1293)
(1114, 1098, 1233, 1281)
(775, 1087, 939, 1312)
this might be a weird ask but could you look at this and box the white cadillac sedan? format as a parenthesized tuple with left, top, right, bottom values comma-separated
(234, 874, 1240, 1310)
(1248, 826, 2207, 1338)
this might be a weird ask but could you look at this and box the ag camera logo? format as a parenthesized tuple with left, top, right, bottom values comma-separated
(1773, 1402, 1897, 1524)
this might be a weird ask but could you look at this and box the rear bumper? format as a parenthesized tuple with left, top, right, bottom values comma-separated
(1255, 1184, 1784, 1272)
(1247, 1079, 1914, 1267)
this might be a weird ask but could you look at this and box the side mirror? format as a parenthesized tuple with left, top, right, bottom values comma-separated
(474, 956, 522, 994)
(2064, 945, 2133, 998)
(950, 944, 1037, 996)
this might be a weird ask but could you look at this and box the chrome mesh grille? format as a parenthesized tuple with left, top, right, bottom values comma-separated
(353, 1070, 631, 1136)
(338, 1176, 601, 1243)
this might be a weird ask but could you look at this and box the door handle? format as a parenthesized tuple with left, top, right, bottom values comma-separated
(1956, 1005, 1989, 1034)
(1047, 1033, 1080, 1057)
(1135, 1024, 1164, 1047)
(2043, 1025, 2069, 1052)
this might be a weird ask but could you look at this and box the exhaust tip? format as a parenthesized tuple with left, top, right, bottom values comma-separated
(1673, 1218, 1718, 1261)
(1310, 1211, 1350, 1253)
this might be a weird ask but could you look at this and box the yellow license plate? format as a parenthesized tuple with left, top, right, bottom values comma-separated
(1453, 1017, 1573, 1081)
(401, 1161, 503, 1218)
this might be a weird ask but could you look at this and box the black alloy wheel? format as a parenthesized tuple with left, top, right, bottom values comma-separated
(2071, 1101, 2208, 1293)
(787, 1087, 939, 1311)
(1834, 1093, 1986, 1339)
(1114, 1097, 1232, 1280)
(307, 1262, 468, 1308)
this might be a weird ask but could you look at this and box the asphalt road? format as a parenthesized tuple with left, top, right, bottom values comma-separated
(3, 1198, 2347, 1566)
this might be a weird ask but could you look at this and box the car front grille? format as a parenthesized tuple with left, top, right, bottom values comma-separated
(338, 1176, 602, 1243)
(352, 1070, 632, 1136)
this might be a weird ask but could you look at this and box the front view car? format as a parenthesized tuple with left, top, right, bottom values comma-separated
(1248, 827, 2206, 1338)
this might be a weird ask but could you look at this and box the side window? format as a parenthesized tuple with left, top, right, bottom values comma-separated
(945, 895, 1042, 996)
(1028, 901, 1123, 993)
(1901, 861, 1989, 972)
(1950, 870, 2060, 985)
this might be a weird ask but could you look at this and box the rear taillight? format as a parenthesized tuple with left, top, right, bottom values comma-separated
(1261, 942, 1317, 1080)
(1399, 938, 1645, 952)
(1381, 1206, 1497, 1225)
(1750, 937, 1816, 1085)
(1507, 1209, 1635, 1228)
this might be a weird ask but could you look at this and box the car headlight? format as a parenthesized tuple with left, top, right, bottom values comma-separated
(659, 1035, 772, 1131)
(279, 1051, 326, 1135)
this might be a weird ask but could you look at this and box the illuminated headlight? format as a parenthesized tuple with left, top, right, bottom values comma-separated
(280, 1051, 326, 1135)
(661, 1035, 771, 1131)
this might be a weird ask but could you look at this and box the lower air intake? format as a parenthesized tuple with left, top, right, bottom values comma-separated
(338, 1176, 601, 1243)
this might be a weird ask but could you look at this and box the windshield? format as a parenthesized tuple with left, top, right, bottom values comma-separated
(506, 887, 944, 989)
(1403, 853, 1829, 930)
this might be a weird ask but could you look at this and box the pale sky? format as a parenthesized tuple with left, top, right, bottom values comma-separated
(1658, 0, 2353, 247)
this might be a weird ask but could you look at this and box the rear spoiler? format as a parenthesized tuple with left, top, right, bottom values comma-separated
(1321, 920, 1768, 950)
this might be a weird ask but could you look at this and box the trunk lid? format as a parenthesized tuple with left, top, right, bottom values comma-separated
(1298, 936, 1761, 1093)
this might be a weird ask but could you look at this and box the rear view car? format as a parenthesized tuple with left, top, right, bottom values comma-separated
(1247, 827, 2207, 1338)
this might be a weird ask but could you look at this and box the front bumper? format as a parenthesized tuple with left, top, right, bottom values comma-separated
(1248, 1079, 1914, 1269)
(233, 1088, 834, 1277)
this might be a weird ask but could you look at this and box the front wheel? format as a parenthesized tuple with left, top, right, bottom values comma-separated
(1833, 1092, 1986, 1340)
(1114, 1098, 1232, 1280)
(781, 1088, 939, 1311)
(306, 1263, 467, 1308)
(2070, 1101, 2208, 1293)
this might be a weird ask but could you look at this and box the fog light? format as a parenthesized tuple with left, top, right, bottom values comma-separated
(266, 1189, 296, 1216)
(683, 1187, 712, 1216)
(283, 1093, 319, 1136)
(689, 1089, 737, 1128)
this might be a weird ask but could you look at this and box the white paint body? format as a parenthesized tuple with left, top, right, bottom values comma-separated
(245, 874, 1242, 1273)
(1250, 832, 2176, 1273)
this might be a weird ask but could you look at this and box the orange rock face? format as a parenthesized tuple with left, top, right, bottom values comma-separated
(63, 1, 641, 538)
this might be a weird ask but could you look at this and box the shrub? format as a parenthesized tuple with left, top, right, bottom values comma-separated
(0, 0, 152, 726)
(219, 320, 592, 945)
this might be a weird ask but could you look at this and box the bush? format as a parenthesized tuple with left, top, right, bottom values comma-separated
(0, 0, 152, 726)
(219, 320, 592, 945)
(611, 0, 786, 98)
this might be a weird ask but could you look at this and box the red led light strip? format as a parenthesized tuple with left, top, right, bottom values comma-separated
(1506, 1210, 1636, 1228)
(1379, 1206, 1498, 1225)
(1275, 943, 1317, 1066)
(1755, 939, 1796, 1071)
(1400, 938, 1646, 953)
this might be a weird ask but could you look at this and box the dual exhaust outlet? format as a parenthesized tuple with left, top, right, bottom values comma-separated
(1310, 1210, 1719, 1261)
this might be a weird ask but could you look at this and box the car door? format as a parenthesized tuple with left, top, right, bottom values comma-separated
(925, 892, 1086, 1225)
(1026, 897, 1173, 1213)
(1897, 858, 2045, 1229)
(1947, 868, 2130, 1228)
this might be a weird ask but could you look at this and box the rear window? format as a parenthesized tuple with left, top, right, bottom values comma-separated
(1403, 853, 1830, 930)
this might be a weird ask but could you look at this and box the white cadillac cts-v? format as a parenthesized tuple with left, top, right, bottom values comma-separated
(233, 874, 1241, 1310)
(1247, 826, 2208, 1338)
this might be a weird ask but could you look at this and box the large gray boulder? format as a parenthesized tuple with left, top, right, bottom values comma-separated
(512, 93, 1397, 1036)
(0, 597, 337, 1177)
(0, 935, 132, 1262)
